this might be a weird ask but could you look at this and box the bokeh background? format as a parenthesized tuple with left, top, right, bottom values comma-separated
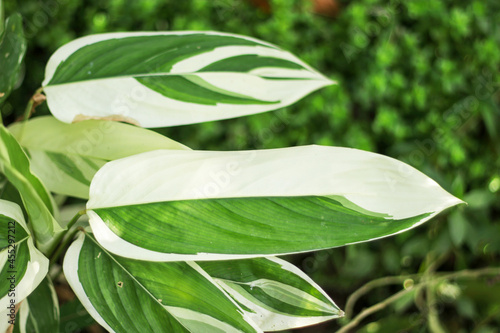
(2, 0, 500, 332)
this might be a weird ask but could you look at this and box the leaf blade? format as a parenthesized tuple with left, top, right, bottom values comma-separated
(42, 32, 333, 127)
(8, 116, 188, 198)
(12, 276, 59, 333)
(199, 257, 343, 331)
(86, 145, 463, 261)
(0, 200, 49, 332)
(63, 232, 261, 333)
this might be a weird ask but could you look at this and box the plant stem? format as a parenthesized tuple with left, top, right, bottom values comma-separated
(336, 267, 500, 333)
(49, 226, 82, 266)
(46, 209, 86, 260)
(343, 274, 420, 320)
(20, 87, 44, 121)
(424, 252, 446, 333)
(0, 0, 4, 36)
(337, 284, 420, 333)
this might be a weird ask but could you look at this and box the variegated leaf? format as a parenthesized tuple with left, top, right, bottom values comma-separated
(63, 232, 261, 333)
(9, 116, 188, 199)
(0, 125, 62, 252)
(86, 145, 463, 261)
(42, 31, 333, 127)
(199, 257, 343, 331)
(0, 13, 27, 105)
(0, 200, 49, 332)
(11, 276, 59, 333)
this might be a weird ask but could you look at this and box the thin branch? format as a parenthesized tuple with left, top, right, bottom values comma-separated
(17, 87, 44, 122)
(337, 284, 421, 333)
(49, 226, 81, 266)
(343, 274, 420, 319)
(45, 209, 86, 260)
(337, 267, 500, 333)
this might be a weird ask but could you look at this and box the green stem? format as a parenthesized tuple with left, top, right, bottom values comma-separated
(336, 267, 500, 333)
(22, 87, 43, 120)
(49, 226, 82, 266)
(424, 253, 447, 333)
(46, 209, 86, 260)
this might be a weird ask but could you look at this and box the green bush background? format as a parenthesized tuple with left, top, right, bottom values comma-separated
(3, 0, 500, 332)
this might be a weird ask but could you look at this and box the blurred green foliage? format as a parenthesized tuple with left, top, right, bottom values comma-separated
(2, 0, 500, 331)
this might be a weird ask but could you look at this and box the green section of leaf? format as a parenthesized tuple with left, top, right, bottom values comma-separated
(71, 233, 258, 333)
(0, 180, 24, 209)
(0, 125, 61, 251)
(0, 213, 28, 250)
(0, 241, 30, 299)
(0, 13, 26, 105)
(198, 54, 305, 72)
(23, 276, 60, 333)
(48, 34, 271, 85)
(93, 196, 428, 256)
(236, 285, 326, 317)
(199, 258, 340, 319)
(45, 151, 91, 186)
(136, 75, 275, 105)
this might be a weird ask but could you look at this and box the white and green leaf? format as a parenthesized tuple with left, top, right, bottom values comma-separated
(9, 116, 188, 199)
(63, 232, 261, 333)
(11, 276, 59, 333)
(0, 200, 49, 332)
(86, 145, 463, 261)
(0, 125, 62, 252)
(199, 257, 342, 331)
(42, 31, 334, 127)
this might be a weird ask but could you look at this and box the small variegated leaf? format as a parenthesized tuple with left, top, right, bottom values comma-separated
(63, 232, 261, 333)
(11, 276, 59, 333)
(42, 31, 334, 127)
(0, 13, 27, 105)
(199, 257, 343, 331)
(0, 200, 49, 332)
(86, 145, 463, 261)
(0, 125, 62, 252)
(9, 116, 188, 199)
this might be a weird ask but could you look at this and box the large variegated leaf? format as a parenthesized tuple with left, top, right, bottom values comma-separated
(86, 145, 462, 261)
(42, 31, 333, 128)
(199, 257, 342, 331)
(9, 116, 188, 199)
(0, 125, 62, 252)
(63, 232, 261, 333)
(11, 276, 59, 333)
(0, 200, 49, 332)
(0, 13, 27, 105)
